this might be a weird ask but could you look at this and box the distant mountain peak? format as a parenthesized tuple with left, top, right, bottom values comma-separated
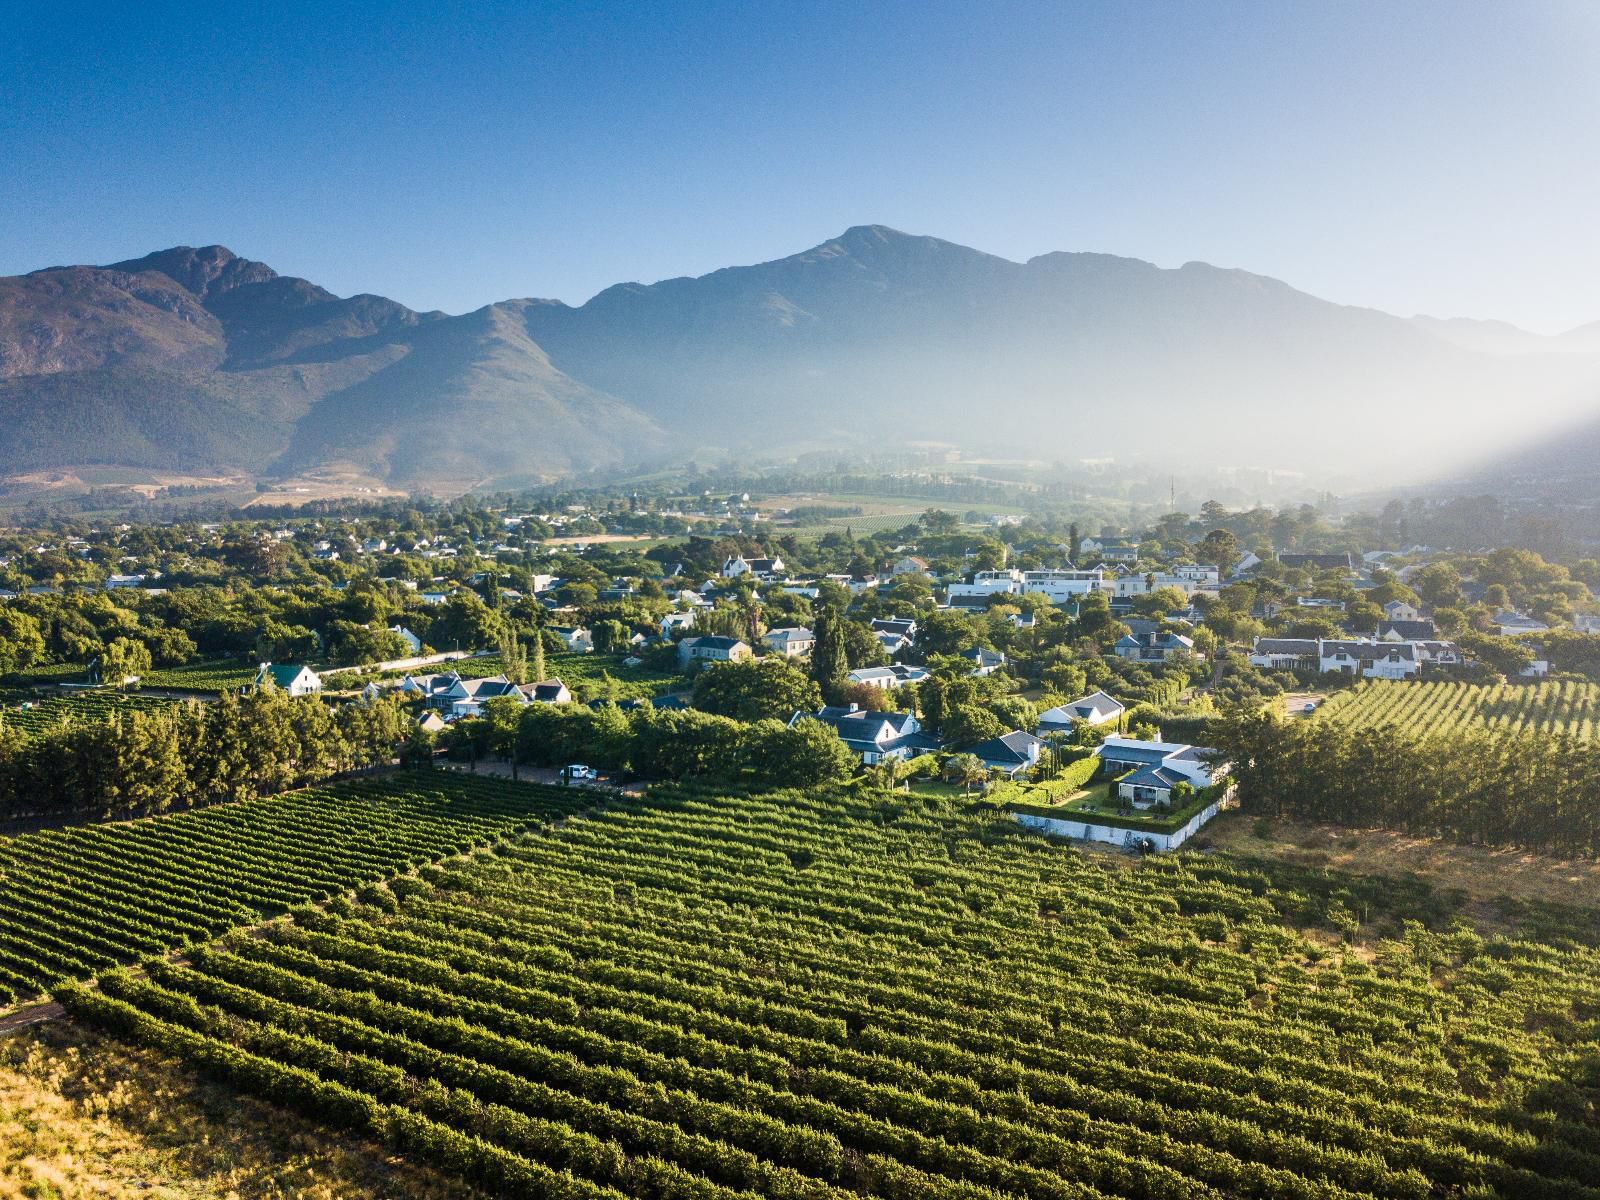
(108, 244, 277, 300)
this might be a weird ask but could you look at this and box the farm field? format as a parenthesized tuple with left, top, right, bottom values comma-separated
(0, 774, 589, 1006)
(0, 690, 180, 734)
(140, 658, 259, 693)
(1314, 678, 1600, 740)
(61, 782, 1600, 1200)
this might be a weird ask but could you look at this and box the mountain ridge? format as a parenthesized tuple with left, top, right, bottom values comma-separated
(3, 226, 1600, 491)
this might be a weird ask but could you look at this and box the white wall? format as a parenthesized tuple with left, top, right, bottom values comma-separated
(1012, 799, 1223, 852)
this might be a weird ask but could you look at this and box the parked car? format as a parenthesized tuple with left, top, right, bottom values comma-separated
(567, 764, 599, 782)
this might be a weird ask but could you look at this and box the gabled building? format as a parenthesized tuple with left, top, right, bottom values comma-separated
(762, 626, 816, 657)
(846, 663, 929, 691)
(1278, 552, 1355, 573)
(966, 730, 1043, 778)
(1113, 631, 1197, 662)
(1038, 691, 1124, 731)
(959, 646, 1006, 676)
(678, 635, 753, 668)
(445, 675, 529, 719)
(521, 678, 573, 705)
(722, 554, 785, 580)
(1096, 737, 1223, 809)
(1377, 619, 1436, 642)
(1320, 639, 1417, 679)
(791, 705, 941, 764)
(255, 663, 322, 697)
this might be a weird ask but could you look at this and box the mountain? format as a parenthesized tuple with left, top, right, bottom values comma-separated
(0, 246, 661, 490)
(4, 227, 1600, 492)
(516, 225, 1600, 482)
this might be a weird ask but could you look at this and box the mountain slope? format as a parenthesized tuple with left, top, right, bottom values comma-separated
(520, 225, 1600, 479)
(3, 228, 1600, 490)
(0, 247, 660, 489)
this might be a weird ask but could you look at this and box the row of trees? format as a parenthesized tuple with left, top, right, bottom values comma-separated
(486, 702, 859, 788)
(1211, 710, 1600, 854)
(0, 691, 409, 821)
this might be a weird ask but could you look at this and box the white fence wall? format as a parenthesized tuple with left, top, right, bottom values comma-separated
(1012, 798, 1223, 852)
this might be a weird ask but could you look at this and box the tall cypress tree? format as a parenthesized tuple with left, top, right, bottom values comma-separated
(810, 605, 848, 704)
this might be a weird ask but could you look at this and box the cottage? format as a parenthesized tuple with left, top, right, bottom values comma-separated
(1382, 599, 1423, 623)
(660, 611, 697, 638)
(550, 626, 594, 654)
(1320, 639, 1418, 679)
(762, 626, 816, 657)
(521, 678, 573, 705)
(1096, 737, 1223, 809)
(959, 646, 1006, 676)
(1495, 611, 1550, 637)
(1113, 631, 1197, 662)
(1038, 691, 1125, 731)
(255, 663, 322, 697)
(444, 675, 529, 719)
(389, 625, 424, 655)
(966, 731, 1042, 778)
(891, 556, 931, 578)
(677, 636, 754, 668)
(1248, 638, 1320, 669)
(722, 554, 785, 580)
(846, 664, 930, 691)
(792, 705, 941, 764)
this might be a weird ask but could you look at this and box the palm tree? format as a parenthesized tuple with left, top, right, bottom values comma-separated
(947, 752, 988, 795)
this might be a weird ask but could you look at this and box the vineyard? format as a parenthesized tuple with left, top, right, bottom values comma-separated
(140, 658, 260, 692)
(0, 691, 179, 735)
(1315, 678, 1600, 740)
(0, 774, 589, 1006)
(61, 782, 1600, 1199)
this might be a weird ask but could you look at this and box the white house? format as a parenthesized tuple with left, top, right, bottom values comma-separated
(960, 646, 1006, 676)
(1038, 691, 1124, 731)
(444, 675, 530, 719)
(550, 626, 593, 654)
(389, 625, 424, 655)
(947, 570, 1023, 601)
(678, 636, 753, 668)
(1096, 737, 1223, 808)
(846, 663, 929, 691)
(1320, 640, 1418, 679)
(1495, 611, 1551, 637)
(1113, 631, 1197, 662)
(892, 556, 931, 578)
(792, 704, 941, 764)
(521, 677, 573, 704)
(722, 554, 785, 580)
(762, 627, 816, 657)
(1020, 569, 1105, 605)
(660, 611, 697, 638)
(255, 663, 322, 697)
(967, 731, 1043, 778)
(1383, 599, 1423, 622)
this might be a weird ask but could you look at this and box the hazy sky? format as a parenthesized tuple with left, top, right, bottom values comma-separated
(3, 1, 1597, 332)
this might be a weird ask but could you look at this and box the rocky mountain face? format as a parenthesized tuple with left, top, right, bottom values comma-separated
(0, 246, 661, 489)
(3, 227, 1599, 490)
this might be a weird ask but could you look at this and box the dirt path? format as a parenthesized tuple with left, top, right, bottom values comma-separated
(0, 1001, 64, 1037)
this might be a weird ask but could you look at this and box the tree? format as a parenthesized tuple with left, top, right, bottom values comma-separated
(693, 657, 822, 722)
(1196, 529, 1240, 576)
(0, 608, 45, 675)
(946, 752, 989, 794)
(810, 605, 848, 703)
(100, 637, 153, 688)
(498, 628, 529, 685)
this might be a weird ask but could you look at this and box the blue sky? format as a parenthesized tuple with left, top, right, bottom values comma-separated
(2, 1, 1597, 331)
